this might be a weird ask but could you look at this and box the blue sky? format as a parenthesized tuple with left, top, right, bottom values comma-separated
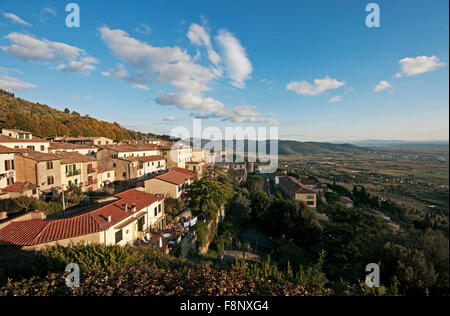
(0, 0, 448, 141)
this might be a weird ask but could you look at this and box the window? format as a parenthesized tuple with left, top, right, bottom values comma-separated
(98, 141, 101, 145)
(25, 134, 30, 139)
(75, 179, 78, 185)
(158, 204, 162, 214)
(307, 195, 315, 200)
(122, 172, 126, 178)
(113, 163, 117, 168)
(40, 145, 45, 151)
(46, 161, 53, 170)
(115, 230, 123, 244)
(47, 176, 54, 185)
(68, 180, 72, 187)
(154, 207, 158, 217)
(106, 141, 109, 145)
(307, 201, 315, 206)
(137, 216, 145, 232)
(107, 172, 110, 178)
(4, 160, 11, 171)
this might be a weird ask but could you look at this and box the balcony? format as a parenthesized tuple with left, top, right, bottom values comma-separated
(66, 170, 81, 177)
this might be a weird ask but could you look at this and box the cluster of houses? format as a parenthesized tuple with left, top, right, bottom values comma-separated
(0, 128, 218, 251)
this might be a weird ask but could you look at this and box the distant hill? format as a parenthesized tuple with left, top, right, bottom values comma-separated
(189, 138, 369, 155)
(343, 139, 450, 147)
(0, 89, 165, 142)
(277, 140, 369, 155)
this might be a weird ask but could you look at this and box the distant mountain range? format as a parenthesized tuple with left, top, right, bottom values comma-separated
(340, 140, 449, 147)
(188, 138, 370, 155)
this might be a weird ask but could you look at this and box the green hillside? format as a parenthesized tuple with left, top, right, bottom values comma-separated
(193, 138, 369, 156)
(278, 140, 369, 155)
(0, 89, 156, 142)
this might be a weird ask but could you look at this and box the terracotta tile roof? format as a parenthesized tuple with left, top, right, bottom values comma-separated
(171, 167, 194, 175)
(103, 143, 158, 153)
(55, 137, 111, 141)
(97, 165, 114, 173)
(49, 142, 97, 151)
(0, 144, 23, 154)
(17, 151, 60, 162)
(54, 151, 97, 164)
(0, 189, 163, 246)
(155, 169, 194, 185)
(91, 189, 163, 230)
(0, 219, 49, 246)
(0, 135, 49, 143)
(2, 182, 38, 193)
(279, 176, 316, 195)
(2, 129, 32, 134)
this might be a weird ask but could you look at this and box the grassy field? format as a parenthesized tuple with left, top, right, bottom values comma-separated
(279, 145, 449, 213)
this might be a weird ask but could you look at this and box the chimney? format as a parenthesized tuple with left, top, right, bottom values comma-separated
(108, 215, 112, 222)
(132, 203, 136, 212)
(125, 204, 128, 212)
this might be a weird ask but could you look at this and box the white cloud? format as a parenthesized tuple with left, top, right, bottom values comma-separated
(132, 84, 150, 91)
(329, 96, 342, 103)
(99, 26, 215, 92)
(286, 76, 345, 96)
(36, 7, 57, 23)
(101, 64, 146, 84)
(134, 23, 151, 34)
(155, 91, 229, 118)
(2, 33, 98, 74)
(0, 75, 36, 91)
(56, 57, 99, 74)
(374, 80, 392, 92)
(3, 13, 32, 26)
(395, 56, 446, 77)
(215, 30, 252, 88)
(99, 26, 271, 124)
(187, 23, 221, 67)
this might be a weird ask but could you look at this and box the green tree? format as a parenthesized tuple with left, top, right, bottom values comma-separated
(186, 177, 233, 221)
(246, 175, 264, 193)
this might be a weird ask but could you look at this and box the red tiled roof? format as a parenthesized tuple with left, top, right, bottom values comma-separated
(2, 182, 38, 193)
(0, 219, 48, 246)
(49, 142, 97, 150)
(103, 143, 158, 153)
(171, 167, 194, 175)
(16, 151, 60, 162)
(0, 135, 49, 143)
(91, 189, 163, 230)
(155, 169, 194, 185)
(278, 176, 316, 194)
(54, 151, 97, 164)
(0, 189, 163, 246)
